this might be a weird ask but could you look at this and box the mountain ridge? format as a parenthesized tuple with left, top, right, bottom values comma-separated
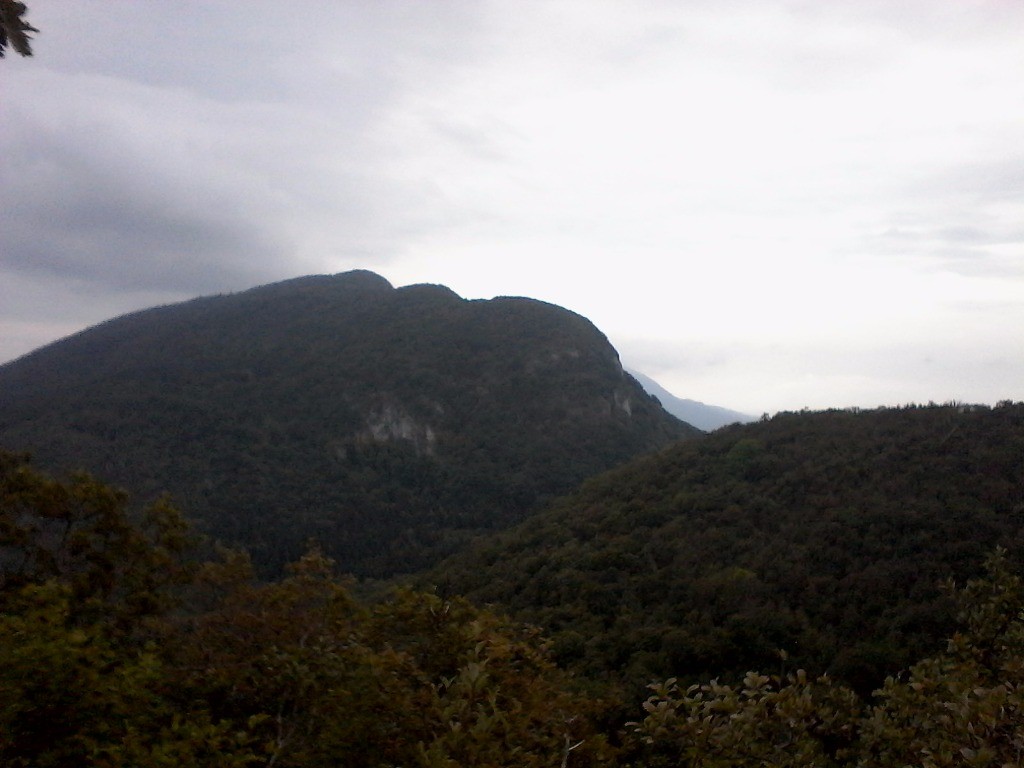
(0, 270, 699, 577)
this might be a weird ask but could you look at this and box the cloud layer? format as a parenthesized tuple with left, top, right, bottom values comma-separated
(2, 0, 1022, 412)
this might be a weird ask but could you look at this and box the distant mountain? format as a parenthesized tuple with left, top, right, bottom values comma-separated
(0, 271, 698, 577)
(431, 403, 1024, 695)
(628, 369, 754, 430)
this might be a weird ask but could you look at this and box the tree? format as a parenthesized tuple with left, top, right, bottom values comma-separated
(0, 453, 254, 766)
(858, 550, 1024, 767)
(0, 450, 193, 631)
(0, 0, 36, 57)
(626, 550, 1024, 767)
(165, 550, 616, 767)
(1, 452, 613, 766)
(628, 671, 861, 767)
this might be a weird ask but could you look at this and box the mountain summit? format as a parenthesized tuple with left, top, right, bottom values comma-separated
(0, 271, 698, 576)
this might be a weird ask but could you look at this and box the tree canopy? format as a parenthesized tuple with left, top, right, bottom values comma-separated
(5, 450, 1024, 765)
(0, 451, 614, 766)
(434, 403, 1024, 696)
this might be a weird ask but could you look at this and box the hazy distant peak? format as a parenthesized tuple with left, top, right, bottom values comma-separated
(628, 369, 754, 431)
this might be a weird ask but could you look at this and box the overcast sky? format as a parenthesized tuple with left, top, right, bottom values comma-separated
(2, 1, 1022, 414)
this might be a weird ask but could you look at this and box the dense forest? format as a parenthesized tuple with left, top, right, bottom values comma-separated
(5, 274, 1024, 764)
(431, 403, 1024, 698)
(4, 450, 1024, 767)
(0, 271, 695, 577)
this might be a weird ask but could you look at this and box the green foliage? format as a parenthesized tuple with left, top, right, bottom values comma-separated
(629, 671, 862, 767)
(858, 550, 1024, 767)
(0, 453, 613, 766)
(163, 552, 614, 767)
(436, 403, 1024, 694)
(0, 271, 694, 578)
(0, 581, 256, 767)
(0, 450, 193, 630)
(0, 453, 255, 766)
(626, 550, 1024, 767)
(7, 450, 1024, 767)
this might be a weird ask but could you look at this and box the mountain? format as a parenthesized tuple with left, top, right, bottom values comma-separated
(628, 369, 755, 430)
(430, 402, 1024, 695)
(0, 271, 698, 577)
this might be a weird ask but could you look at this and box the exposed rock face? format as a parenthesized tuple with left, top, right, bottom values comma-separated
(363, 403, 438, 455)
(0, 270, 699, 576)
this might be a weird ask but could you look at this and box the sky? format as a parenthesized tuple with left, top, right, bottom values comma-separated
(2, 1, 1023, 415)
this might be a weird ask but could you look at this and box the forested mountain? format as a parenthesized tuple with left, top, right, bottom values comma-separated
(0, 271, 697, 577)
(431, 403, 1024, 696)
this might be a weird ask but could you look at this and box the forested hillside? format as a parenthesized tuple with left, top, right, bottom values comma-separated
(6, 270, 1024, 763)
(0, 271, 696, 576)
(432, 403, 1024, 696)
(5, 451, 1024, 767)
